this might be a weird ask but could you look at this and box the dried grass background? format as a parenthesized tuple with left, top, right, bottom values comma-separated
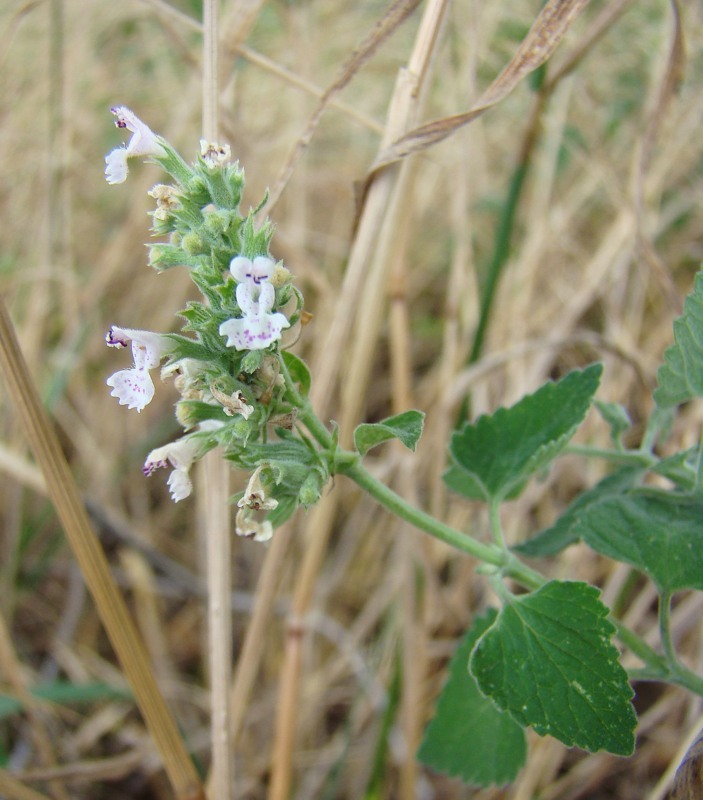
(1, 0, 703, 798)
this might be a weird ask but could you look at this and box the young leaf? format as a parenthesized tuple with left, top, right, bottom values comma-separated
(594, 400, 631, 445)
(655, 269, 703, 408)
(282, 350, 311, 396)
(447, 364, 602, 502)
(575, 489, 703, 592)
(354, 410, 425, 455)
(513, 466, 643, 557)
(470, 581, 636, 756)
(418, 611, 526, 786)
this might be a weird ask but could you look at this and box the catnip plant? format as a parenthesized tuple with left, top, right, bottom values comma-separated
(104, 106, 703, 787)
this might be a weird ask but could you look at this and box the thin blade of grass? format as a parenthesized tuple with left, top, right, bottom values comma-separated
(0, 297, 204, 800)
(368, 0, 592, 174)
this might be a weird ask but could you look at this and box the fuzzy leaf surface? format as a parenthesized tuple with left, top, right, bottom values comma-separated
(418, 611, 526, 786)
(470, 581, 636, 755)
(447, 364, 602, 502)
(575, 490, 703, 592)
(514, 466, 643, 557)
(655, 270, 703, 407)
(354, 410, 425, 455)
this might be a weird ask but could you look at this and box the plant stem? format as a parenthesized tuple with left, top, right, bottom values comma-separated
(342, 459, 503, 564)
(659, 590, 677, 666)
(657, 591, 703, 697)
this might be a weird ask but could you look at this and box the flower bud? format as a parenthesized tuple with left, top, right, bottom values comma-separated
(181, 232, 206, 256)
(298, 471, 323, 507)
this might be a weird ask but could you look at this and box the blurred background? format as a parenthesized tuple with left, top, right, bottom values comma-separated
(1, 0, 703, 797)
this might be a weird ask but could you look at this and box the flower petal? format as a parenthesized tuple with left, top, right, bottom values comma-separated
(219, 312, 290, 351)
(105, 148, 129, 185)
(106, 368, 155, 412)
(167, 468, 192, 502)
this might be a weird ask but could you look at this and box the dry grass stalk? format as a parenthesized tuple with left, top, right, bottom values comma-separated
(199, 0, 234, 797)
(0, 298, 203, 799)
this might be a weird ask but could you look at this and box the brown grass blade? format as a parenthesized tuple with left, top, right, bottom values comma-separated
(368, 0, 592, 174)
(0, 297, 204, 800)
(633, 0, 685, 312)
(262, 0, 422, 215)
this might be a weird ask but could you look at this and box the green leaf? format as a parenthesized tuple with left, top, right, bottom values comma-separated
(514, 466, 643, 557)
(418, 611, 526, 786)
(470, 581, 636, 755)
(575, 489, 703, 592)
(282, 351, 311, 396)
(655, 269, 703, 407)
(447, 364, 603, 502)
(354, 410, 425, 455)
(442, 463, 487, 501)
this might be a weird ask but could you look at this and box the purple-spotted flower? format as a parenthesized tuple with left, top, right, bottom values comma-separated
(106, 326, 173, 412)
(143, 420, 224, 502)
(105, 106, 165, 185)
(219, 256, 290, 351)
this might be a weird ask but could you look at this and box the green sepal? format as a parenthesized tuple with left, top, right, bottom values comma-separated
(154, 140, 194, 185)
(148, 243, 200, 271)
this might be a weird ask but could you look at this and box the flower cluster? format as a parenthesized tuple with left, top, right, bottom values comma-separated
(103, 107, 318, 536)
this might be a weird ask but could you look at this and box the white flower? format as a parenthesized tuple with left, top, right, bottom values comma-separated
(105, 326, 172, 412)
(219, 256, 290, 351)
(143, 420, 223, 502)
(199, 139, 232, 168)
(105, 106, 165, 185)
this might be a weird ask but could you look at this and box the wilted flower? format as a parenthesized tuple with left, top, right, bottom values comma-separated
(237, 466, 278, 512)
(209, 385, 255, 418)
(200, 139, 232, 168)
(105, 106, 165, 185)
(148, 183, 180, 221)
(235, 511, 273, 543)
(219, 256, 290, 351)
(106, 326, 173, 412)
